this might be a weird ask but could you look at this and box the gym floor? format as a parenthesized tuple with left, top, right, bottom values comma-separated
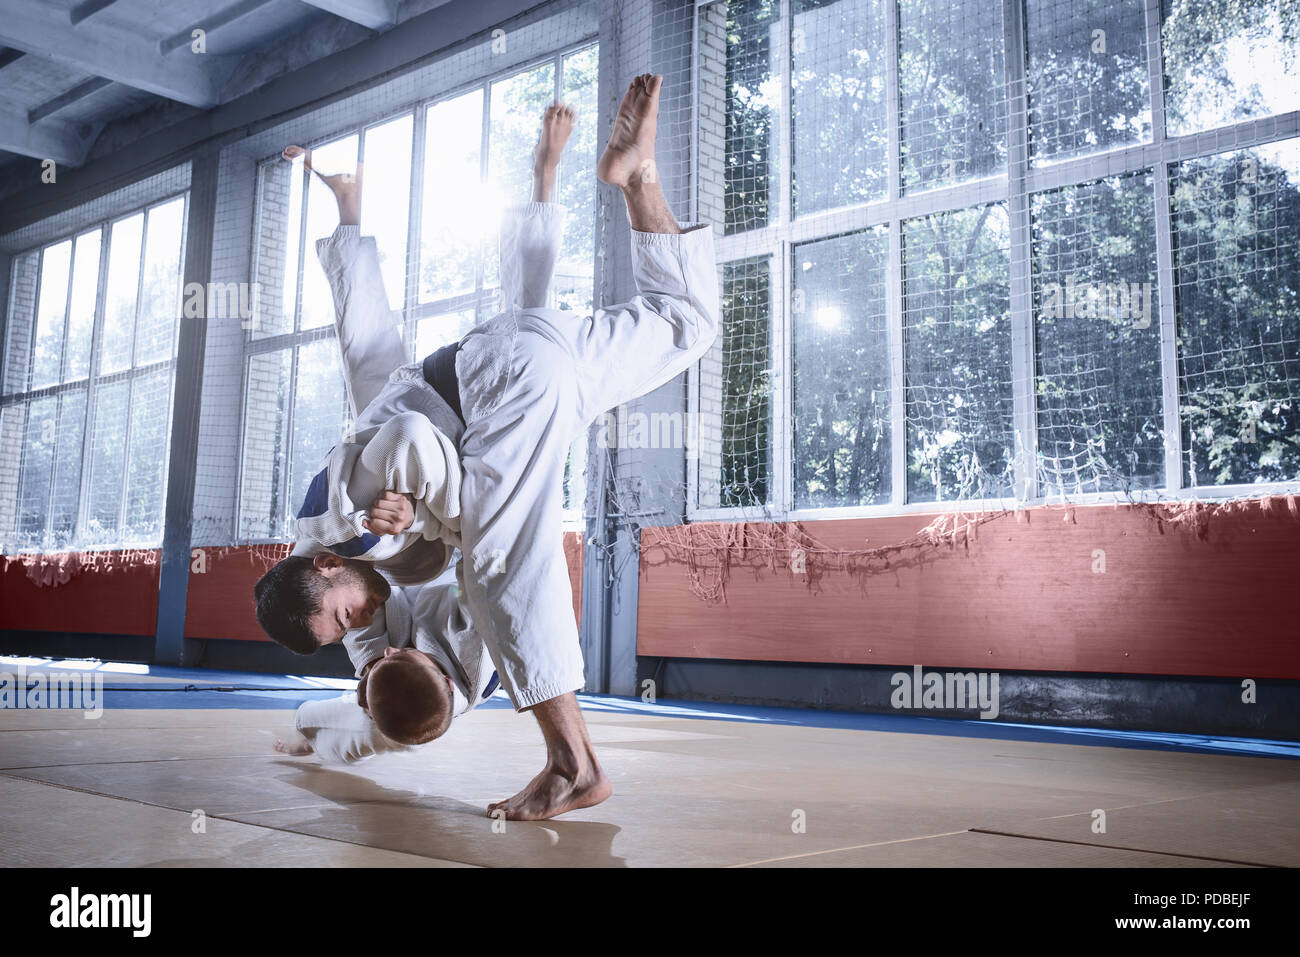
(2, 658, 1297, 868)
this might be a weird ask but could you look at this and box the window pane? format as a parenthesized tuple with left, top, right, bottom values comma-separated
(49, 388, 87, 549)
(3, 252, 40, 396)
(136, 197, 186, 366)
(1173, 138, 1300, 486)
(1026, 0, 1151, 163)
(123, 368, 173, 543)
(792, 227, 891, 508)
(791, 0, 889, 214)
(420, 90, 485, 304)
(301, 135, 359, 331)
(700, 0, 780, 234)
(16, 396, 57, 547)
(289, 338, 348, 536)
(416, 309, 476, 358)
(239, 349, 293, 539)
(487, 62, 557, 290)
(360, 114, 414, 313)
(557, 45, 599, 314)
(66, 229, 101, 381)
(86, 379, 130, 542)
(101, 214, 143, 375)
(32, 240, 72, 390)
(1162, 0, 1300, 137)
(1032, 172, 1163, 494)
(899, 0, 1007, 192)
(252, 154, 303, 339)
(698, 257, 773, 509)
(904, 203, 1013, 502)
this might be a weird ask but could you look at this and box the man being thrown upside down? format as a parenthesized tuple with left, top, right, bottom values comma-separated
(253, 75, 719, 820)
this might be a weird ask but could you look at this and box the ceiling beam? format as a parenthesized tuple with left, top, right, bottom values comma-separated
(29, 77, 113, 125)
(0, 1, 218, 107)
(69, 0, 122, 27)
(0, 103, 89, 166)
(297, 0, 398, 31)
(160, 0, 277, 55)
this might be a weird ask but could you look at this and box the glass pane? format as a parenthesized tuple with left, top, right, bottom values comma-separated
(86, 378, 129, 543)
(1173, 138, 1300, 486)
(301, 135, 359, 331)
(1162, 0, 1300, 136)
(557, 45, 599, 315)
(791, 0, 889, 214)
(32, 240, 72, 390)
(699, 0, 780, 234)
(903, 203, 1014, 502)
(101, 213, 144, 375)
(66, 229, 101, 381)
(899, 0, 1007, 192)
(1032, 172, 1163, 495)
(420, 89, 485, 304)
(1026, 0, 1151, 163)
(360, 113, 414, 313)
(238, 348, 293, 539)
(3, 252, 40, 395)
(792, 227, 891, 508)
(288, 338, 349, 537)
(697, 256, 773, 509)
(16, 396, 57, 547)
(416, 309, 476, 358)
(487, 62, 558, 291)
(136, 197, 186, 366)
(49, 388, 87, 549)
(122, 368, 173, 544)
(252, 154, 303, 339)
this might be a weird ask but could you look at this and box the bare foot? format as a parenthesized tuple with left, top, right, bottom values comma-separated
(533, 102, 575, 178)
(283, 145, 363, 223)
(487, 759, 612, 821)
(597, 73, 662, 188)
(273, 734, 314, 756)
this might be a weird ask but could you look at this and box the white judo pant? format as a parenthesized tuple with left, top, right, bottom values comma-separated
(457, 213, 720, 710)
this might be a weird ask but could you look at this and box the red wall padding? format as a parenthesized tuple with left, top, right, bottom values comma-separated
(637, 502, 1300, 680)
(0, 551, 161, 635)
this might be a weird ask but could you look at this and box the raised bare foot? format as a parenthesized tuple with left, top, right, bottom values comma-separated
(283, 145, 363, 222)
(533, 102, 575, 178)
(273, 734, 314, 756)
(597, 73, 662, 188)
(487, 758, 612, 821)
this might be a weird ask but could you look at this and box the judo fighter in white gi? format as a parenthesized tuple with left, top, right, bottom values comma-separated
(255, 75, 719, 820)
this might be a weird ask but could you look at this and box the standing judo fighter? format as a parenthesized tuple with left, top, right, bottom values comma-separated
(256, 74, 720, 820)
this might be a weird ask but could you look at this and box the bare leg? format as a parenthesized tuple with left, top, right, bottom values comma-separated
(487, 692, 612, 821)
(597, 74, 681, 235)
(532, 102, 575, 203)
(283, 144, 363, 226)
(272, 732, 314, 756)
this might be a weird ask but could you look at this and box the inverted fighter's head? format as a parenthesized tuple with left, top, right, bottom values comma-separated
(253, 553, 392, 653)
(360, 646, 456, 744)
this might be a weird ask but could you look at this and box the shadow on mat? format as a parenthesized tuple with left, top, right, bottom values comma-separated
(266, 760, 627, 867)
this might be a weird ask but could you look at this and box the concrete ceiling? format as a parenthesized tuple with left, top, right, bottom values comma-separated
(0, 0, 454, 180)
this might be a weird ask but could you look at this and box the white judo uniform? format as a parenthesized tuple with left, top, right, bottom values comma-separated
(293, 198, 720, 712)
(292, 562, 500, 763)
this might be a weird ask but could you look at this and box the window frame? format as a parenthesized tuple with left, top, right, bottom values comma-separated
(688, 0, 1300, 522)
(236, 39, 599, 543)
(0, 190, 190, 551)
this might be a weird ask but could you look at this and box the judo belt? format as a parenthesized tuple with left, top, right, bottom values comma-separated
(421, 341, 465, 427)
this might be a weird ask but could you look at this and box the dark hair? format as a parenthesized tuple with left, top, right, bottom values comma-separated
(253, 556, 332, 655)
(368, 655, 454, 745)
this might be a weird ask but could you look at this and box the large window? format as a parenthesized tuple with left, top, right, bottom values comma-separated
(0, 196, 188, 550)
(238, 44, 599, 541)
(693, 0, 1299, 517)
